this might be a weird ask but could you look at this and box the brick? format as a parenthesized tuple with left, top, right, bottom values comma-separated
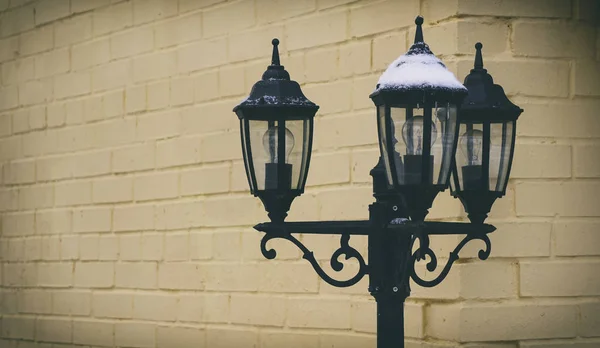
(6, 238, 24, 261)
(200, 132, 241, 163)
(230, 294, 286, 326)
(139, 233, 162, 261)
(206, 328, 258, 348)
(288, 297, 351, 329)
(75, 262, 114, 288)
(202, 196, 263, 227)
(350, 0, 419, 37)
(457, 60, 569, 98)
(72, 320, 114, 347)
(18, 290, 52, 314)
(339, 41, 371, 77)
(115, 322, 155, 348)
(60, 235, 79, 260)
(0, 36, 19, 63)
(516, 182, 600, 217)
(179, 0, 224, 12)
(113, 205, 154, 232)
(72, 0, 111, 13)
(113, 143, 155, 173)
(36, 210, 71, 235)
(304, 80, 353, 115)
(178, 38, 228, 73)
(178, 293, 228, 323)
(229, 25, 284, 62)
(55, 14, 92, 47)
(116, 262, 157, 289)
(580, 302, 600, 337)
(170, 77, 195, 106)
(520, 261, 600, 297)
(155, 201, 204, 230)
(193, 70, 219, 102)
(54, 72, 91, 99)
(261, 331, 319, 348)
(111, 26, 154, 59)
(457, 0, 571, 18)
(203, 0, 255, 38)
(1, 290, 19, 314)
(38, 262, 72, 287)
(158, 263, 204, 290)
(72, 38, 110, 71)
(34, 0, 70, 25)
(157, 326, 205, 348)
(0, 86, 18, 110)
(230, 160, 250, 193)
(318, 187, 372, 220)
(93, 292, 133, 318)
(146, 80, 170, 110)
(218, 66, 245, 97)
(41, 236, 61, 260)
(155, 12, 202, 48)
(93, 1, 133, 36)
(156, 136, 202, 168)
(1, 316, 35, 340)
(165, 232, 189, 261)
(181, 165, 230, 195)
(52, 290, 91, 316)
(136, 110, 181, 141)
(3, 159, 35, 184)
(133, 293, 177, 321)
(373, 33, 408, 71)
(306, 151, 351, 186)
(2, 57, 34, 85)
(460, 303, 577, 341)
(1, 5, 34, 37)
(92, 177, 133, 203)
(555, 221, 600, 256)
(459, 261, 517, 299)
(0, 188, 19, 212)
(305, 47, 338, 83)
(133, 0, 177, 24)
(517, 101, 600, 139)
(190, 231, 212, 260)
(575, 60, 600, 96)
(133, 171, 178, 201)
(2, 212, 35, 236)
(55, 181, 92, 207)
(20, 25, 53, 56)
(511, 144, 571, 178)
(73, 207, 111, 233)
(103, 90, 125, 118)
(182, 101, 237, 135)
(521, 341, 600, 348)
(19, 78, 53, 106)
(427, 21, 509, 56)
(24, 237, 42, 260)
(92, 60, 132, 92)
(133, 51, 177, 83)
(258, 263, 319, 293)
(213, 231, 241, 261)
(513, 21, 595, 58)
(286, 11, 347, 50)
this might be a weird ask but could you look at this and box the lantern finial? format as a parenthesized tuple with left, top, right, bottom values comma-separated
(414, 16, 424, 43)
(474, 42, 483, 70)
(271, 38, 281, 66)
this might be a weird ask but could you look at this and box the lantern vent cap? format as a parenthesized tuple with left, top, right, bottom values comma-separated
(373, 16, 467, 94)
(234, 38, 319, 112)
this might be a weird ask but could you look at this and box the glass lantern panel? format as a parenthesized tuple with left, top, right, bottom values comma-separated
(490, 121, 514, 192)
(377, 106, 393, 185)
(433, 103, 458, 186)
(240, 119, 256, 192)
(286, 119, 310, 190)
(248, 120, 270, 191)
(456, 122, 485, 191)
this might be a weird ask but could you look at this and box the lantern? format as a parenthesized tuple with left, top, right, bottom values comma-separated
(233, 39, 319, 223)
(369, 16, 468, 221)
(450, 43, 523, 224)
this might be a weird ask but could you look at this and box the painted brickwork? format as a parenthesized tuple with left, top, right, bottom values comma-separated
(0, 0, 599, 347)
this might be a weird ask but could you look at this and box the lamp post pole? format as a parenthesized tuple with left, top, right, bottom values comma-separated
(234, 16, 521, 348)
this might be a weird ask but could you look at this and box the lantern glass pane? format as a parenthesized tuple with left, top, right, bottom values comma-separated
(378, 106, 393, 185)
(490, 120, 514, 192)
(249, 120, 270, 191)
(287, 119, 309, 190)
(241, 120, 255, 192)
(434, 103, 458, 185)
(456, 122, 484, 191)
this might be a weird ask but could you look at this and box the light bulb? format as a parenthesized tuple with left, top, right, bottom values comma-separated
(401, 116, 437, 155)
(459, 129, 484, 165)
(262, 126, 294, 163)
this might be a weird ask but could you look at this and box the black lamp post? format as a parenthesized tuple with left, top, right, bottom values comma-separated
(233, 17, 522, 348)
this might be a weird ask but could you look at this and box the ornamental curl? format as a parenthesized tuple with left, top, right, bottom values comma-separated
(260, 232, 368, 288)
(410, 232, 491, 288)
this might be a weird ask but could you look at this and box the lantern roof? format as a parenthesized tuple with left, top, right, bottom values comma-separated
(373, 16, 467, 94)
(233, 39, 318, 118)
(460, 43, 523, 122)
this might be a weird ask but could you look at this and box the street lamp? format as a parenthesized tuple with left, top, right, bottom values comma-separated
(233, 16, 522, 348)
(450, 42, 523, 224)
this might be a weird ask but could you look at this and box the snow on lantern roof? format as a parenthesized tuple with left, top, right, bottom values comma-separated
(374, 16, 467, 93)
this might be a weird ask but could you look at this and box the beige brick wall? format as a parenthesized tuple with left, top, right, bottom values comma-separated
(0, 0, 599, 347)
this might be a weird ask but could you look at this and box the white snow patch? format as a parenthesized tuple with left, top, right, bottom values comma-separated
(376, 53, 466, 91)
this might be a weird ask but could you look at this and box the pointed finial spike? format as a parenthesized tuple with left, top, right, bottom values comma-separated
(414, 16, 424, 44)
(474, 42, 484, 69)
(271, 38, 280, 66)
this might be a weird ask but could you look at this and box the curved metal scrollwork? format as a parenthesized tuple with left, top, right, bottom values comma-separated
(410, 232, 491, 287)
(260, 232, 368, 288)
